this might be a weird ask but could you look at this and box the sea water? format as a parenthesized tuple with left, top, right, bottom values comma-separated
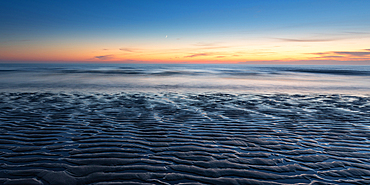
(0, 63, 369, 94)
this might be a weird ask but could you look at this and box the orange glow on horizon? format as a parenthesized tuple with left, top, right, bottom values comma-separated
(1, 36, 370, 64)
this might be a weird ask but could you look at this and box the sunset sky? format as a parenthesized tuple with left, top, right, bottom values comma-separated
(1, 0, 370, 64)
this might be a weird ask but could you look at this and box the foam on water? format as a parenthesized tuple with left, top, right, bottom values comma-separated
(0, 64, 369, 94)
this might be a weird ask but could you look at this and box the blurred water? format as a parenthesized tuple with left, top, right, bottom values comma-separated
(0, 63, 369, 94)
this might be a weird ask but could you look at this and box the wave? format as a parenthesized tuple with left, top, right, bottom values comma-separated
(1, 64, 369, 77)
(59, 69, 145, 75)
(0, 64, 369, 95)
(284, 69, 370, 76)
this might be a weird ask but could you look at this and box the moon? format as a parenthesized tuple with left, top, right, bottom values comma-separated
(165, 35, 167, 38)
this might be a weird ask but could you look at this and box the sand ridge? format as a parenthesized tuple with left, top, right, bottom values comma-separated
(0, 92, 369, 184)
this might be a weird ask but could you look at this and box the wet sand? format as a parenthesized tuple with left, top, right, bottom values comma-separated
(0, 92, 369, 184)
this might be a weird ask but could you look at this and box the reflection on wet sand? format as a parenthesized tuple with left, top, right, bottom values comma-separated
(0, 92, 369, 184)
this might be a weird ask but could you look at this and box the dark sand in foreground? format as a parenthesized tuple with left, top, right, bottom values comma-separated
(0, 92, 369, 184)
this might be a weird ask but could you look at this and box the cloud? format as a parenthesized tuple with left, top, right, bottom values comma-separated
(318, 55, 344, 58)
(202, 46, 232, 50)
(313, 55, 345, 59)
(192, 42, 233, 50)
(309, 52, 330, 55)
(185, 53, 210, 58)
(119, 47, 145, 53)
(94, 55, 113, 60)
(307, 49, 370, 61)
(193, 42, 219, 46)
(277, 38, 336, 42)
(343, 31, 370, 35)
(119, 48, 136, 52)
(276, 31, 370, 43)
(334, 51, 370, 57)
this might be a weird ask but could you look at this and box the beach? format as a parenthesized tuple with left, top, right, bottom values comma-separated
(0, 64, 369, 184)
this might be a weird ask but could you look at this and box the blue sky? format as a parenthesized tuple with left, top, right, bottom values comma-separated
(1, 0, 370, 64)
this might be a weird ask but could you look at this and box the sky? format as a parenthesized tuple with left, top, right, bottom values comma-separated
(0, 0, 370, 65)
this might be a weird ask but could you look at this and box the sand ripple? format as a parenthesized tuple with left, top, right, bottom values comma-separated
(0, 92, 369, 184)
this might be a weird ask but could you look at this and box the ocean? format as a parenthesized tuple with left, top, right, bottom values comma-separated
(0, 63, 369, 94)
(0, 64, 369, 184)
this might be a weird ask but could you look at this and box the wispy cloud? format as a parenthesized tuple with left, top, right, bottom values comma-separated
(119, 48, 136, 52)
(185, 53, 210, 58)
(192, 42, 233, 50)
(94, 55, 113, 60)
(119, 47, 145, 53)
(202, 46, 232, 50)
(277, 38, 337, 42)
(310, 52, 329, 55)
(343, 31, 370, 36)
(313, 55, 345, 60)
(308, 49, 370, 60)
(276, 31, 370, 43)
(334, 51, 370, 57)
(193, 42, 220, 47)
(317, 55, 344, 58)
